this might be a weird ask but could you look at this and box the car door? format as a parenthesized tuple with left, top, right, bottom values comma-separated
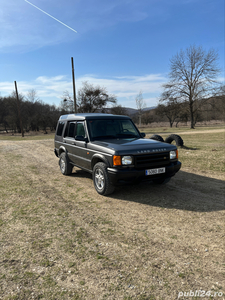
(73, 121, 91, 170)
(63, 121, 77, 163)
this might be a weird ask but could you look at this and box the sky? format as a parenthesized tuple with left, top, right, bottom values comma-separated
(0, 0, 224, 108)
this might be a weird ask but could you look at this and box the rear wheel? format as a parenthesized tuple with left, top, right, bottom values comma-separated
(93, 162, 115, 196)
(59, 152, 73, 175)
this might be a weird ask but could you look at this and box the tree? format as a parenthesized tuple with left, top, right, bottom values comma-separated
(26, 89, 40, 103)
(210, 85, 225, 120)
(60, 91, 74, 113)
(142, 110, 154, 125)
(161, 45, 220, 128)
(110, 104, 127, 115)
(135, 91, 146, 126)
(0, 97, 9, 132)
(156, 99, 181, 127)
(77, 82, 116, 113)
(0, 92, 61, 133)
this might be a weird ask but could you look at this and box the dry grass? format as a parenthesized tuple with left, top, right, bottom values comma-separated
(160, 131, 225, 179)
(0, 133, 54, 141)
(0, 128, 224, 300)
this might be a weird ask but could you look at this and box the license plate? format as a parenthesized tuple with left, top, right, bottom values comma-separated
(145, 167, 165, 176)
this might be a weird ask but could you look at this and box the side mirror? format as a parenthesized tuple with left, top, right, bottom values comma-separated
(141, 132, 146, 138)
(75, 135, 88, 142)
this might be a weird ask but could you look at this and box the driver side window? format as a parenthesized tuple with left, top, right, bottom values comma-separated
(121, 120, 136, 134)
(75, 122, 86, 138)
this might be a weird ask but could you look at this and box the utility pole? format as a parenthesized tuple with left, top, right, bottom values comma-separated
(14, 81, 24, 137)
(71, 57, 77, 113)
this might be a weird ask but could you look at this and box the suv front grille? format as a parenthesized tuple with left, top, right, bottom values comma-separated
(134, 152, 170, 169)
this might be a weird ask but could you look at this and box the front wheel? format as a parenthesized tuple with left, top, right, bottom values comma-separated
(93, 162, 115, 196)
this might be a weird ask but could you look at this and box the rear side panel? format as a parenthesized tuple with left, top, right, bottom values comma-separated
(54, 120, 67, 156)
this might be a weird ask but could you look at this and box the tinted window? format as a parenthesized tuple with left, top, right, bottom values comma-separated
(64, 122, 76, 138)
(56, 121, 65, 136)
(75, 122, 86, 137)
(121, 120, 136, 133)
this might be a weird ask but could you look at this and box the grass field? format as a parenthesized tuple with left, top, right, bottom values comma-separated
(0, 126, 224, 299)
(0, 134, 55, 141)
(158, 130, 225, 177)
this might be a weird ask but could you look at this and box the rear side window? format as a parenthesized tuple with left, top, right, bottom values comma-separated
(56, 121, 65, 136)
(64, 122, 76, 138)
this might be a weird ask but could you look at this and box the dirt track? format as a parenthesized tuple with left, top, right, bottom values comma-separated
(0, 139, 224, 299)
(160, 129, 225, 135)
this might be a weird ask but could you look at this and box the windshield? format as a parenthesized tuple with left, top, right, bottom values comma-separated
(87, 119, 141, 141)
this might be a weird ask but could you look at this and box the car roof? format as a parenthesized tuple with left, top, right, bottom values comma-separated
(59, 113, 130, 121)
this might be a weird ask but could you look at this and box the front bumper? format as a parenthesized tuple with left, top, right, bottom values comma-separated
(107, 161, 181, 185)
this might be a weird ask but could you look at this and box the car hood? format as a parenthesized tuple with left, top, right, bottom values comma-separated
(91, 138, 176, 155)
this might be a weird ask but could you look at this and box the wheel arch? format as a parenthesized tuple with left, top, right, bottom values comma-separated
(59, 146, 67, 156)
(91, 154, 110, 170)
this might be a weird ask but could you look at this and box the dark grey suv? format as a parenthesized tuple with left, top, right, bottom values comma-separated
(54, 113, 181, 195)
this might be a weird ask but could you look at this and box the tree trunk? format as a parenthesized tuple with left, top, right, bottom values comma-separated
(176, 120, 180, 127)
(190, 112, 195, 129)
(189, 96, 195, 129)
(4, 123, 8, 133)
(139, 114, 141, 127)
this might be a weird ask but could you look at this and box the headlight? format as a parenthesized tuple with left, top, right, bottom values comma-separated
(170, 150, 178, 160)
(122, 156, 133, 165)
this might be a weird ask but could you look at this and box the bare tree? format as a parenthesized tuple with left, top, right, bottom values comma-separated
(110, 104, 127, 115)
(161, 45, 220, 128)
(135, 91, 146, 126)
(77, 81, 116, 113)
(0, 93, 61, 133)
(211, 85, 225, 120)
(60, 90, 74, 113)
(26, 89, 40, 103)
(142, 110, 154, 125)
(156, 98, 182, 127)
(0, 97, 9, 132)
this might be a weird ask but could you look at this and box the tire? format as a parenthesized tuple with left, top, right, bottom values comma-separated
(149, 134, 164, 142)
(164, 134, 184, 147)
(152, 177, 171, 185)
(59, 152, 73, 175)
(93, 162, 115, 196)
